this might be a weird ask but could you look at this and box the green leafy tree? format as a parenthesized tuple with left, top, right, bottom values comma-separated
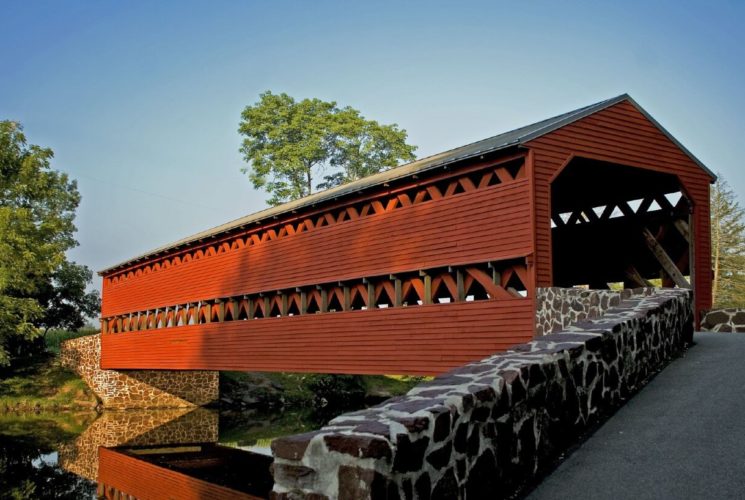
(239, 91, 417, 206)
(711, 174, 745, 307)
(36, 261, 100, 334)
(0, 121, 96, 365)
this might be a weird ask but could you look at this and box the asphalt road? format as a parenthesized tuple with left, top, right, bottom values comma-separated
(527, 332, 745, 500)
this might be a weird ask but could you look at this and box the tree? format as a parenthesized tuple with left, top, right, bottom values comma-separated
(0, 120, 98, 365)
(710, 174, 745, 307)
(239, 91, 417, 206)
(35, 260, 100, 334)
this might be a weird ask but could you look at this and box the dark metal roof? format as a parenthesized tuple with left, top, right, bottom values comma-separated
(100, 93, 714, 275)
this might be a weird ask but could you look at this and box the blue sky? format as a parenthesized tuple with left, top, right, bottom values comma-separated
(2, 1, 743, 290)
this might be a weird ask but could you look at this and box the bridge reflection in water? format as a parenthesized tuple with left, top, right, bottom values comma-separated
(58, 408, 274, 499)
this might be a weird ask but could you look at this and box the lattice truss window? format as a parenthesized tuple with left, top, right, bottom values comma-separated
(107, 156, 526, 287)
(550, 191, 686, 228)
(104, 259, 529, 334)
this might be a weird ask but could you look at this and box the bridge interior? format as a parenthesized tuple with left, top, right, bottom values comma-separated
(551, 158, 692, 290)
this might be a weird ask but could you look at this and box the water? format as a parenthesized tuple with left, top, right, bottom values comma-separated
(0, 407, 328, 499)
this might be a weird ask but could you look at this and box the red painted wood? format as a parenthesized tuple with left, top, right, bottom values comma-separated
(526, 100, 712, 322)
(102, 180, 533, 317)
(98, 98, 713, 374)
(98, 447, 259, 500)
(101, 300, 534, 375)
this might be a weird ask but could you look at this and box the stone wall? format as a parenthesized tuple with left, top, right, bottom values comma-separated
(701, 309, 745, 332)
(60, 334, 218, 409)
(271, 288, 692, 499)
(535, 287, 657, 336)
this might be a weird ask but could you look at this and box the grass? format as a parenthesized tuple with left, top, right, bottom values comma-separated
(221, 370, 428, 408)
(365, 374, 429, 397)
(0, 353, 99, 411)
(44, 326, 98, 355)
(0, 411, 97, 441)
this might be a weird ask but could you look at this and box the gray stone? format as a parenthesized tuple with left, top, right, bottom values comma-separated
(323, 433, 392, 460)
(392, 434, 429, 473)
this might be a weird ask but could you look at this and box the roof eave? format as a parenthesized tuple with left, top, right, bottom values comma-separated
(97, 142, 521, 276)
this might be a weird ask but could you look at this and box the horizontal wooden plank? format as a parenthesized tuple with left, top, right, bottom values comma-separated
(103, 181, 533, 316)
(101, 300, 534, 375)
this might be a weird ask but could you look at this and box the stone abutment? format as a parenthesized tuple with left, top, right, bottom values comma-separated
(60, 333, 218, 409)
(271, 288, 692, 499)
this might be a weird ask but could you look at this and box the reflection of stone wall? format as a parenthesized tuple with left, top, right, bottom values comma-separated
(702, 309, 745, 332)
(60, 334, 218, 409)
(535, 287, 655, 336)
(59, 408, 219, 482)
(271, 289, 692, 499)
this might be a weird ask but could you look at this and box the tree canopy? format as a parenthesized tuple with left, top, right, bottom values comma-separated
(0, 121, 99, 365)
(711, 174, 745, 308)
(239, 91, 417, 206)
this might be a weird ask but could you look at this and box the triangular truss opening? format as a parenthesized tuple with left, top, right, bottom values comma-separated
(505, 160, 524, 180)
(402, 281, 423, 306)
(306, 293, 321, 314)
(286, 296, 301, 316)
(350, 288, 367, 310)
(432, 278, 455, 304)
(328, 291, 344, 312)
(269, 298, 282, 318)
(252, 299, 266, 319)
(376, 285, 394, 308)
(223, 303, 234, 322)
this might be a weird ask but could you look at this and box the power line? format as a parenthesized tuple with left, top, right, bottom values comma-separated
(66, 169, 224, 212)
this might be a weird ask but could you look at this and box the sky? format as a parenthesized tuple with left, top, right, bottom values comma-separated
(1, 0, 743, 293)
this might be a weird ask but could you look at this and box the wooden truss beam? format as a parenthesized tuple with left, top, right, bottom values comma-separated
(641, 228, 691, 288)
(624, 265, 653, 288)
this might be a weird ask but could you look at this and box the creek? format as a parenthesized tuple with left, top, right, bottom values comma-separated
(0, 407, 334, 499)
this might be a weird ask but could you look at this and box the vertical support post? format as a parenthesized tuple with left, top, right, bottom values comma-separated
(343, 285, 351, 311)
(689, 206, 697, 327)
(491, 267, 501, 286)
(216, 299, 225, 322)
(263, 295, 270, 318)
(392, 275, 402, 307)
(366, 279, 376, 309)
(227, 298, 237, 321)
(246, 296, 254, 320)
(281, 292, 288, 316)
(456, 268, 465, 302)
(319, 286, 328, 313)
(299, 289, 307, 314)
(421, 271, 432, 305)
(204, 302, 211, 323)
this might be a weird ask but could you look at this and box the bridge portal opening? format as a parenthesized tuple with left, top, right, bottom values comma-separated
(551, 158, 693, 290)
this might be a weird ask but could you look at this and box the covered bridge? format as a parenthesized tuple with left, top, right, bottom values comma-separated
(99, 94, 714, 375)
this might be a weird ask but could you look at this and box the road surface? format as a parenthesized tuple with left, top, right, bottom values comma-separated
(528, 332, 745, 500)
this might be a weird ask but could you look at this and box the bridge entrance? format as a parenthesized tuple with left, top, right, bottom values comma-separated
(551, 157, 693, 290)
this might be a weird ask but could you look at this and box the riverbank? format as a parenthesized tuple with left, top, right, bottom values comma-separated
(4, 330, 424, 413)
(220, 370, 424, 409)
(0, 354, 99, 412)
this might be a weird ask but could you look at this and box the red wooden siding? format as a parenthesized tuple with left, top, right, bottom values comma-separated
(98, 447, 259, 500)
(526, 100, 712, 319)
(101, 299, 534, 375)
(102, 179, 533, 318)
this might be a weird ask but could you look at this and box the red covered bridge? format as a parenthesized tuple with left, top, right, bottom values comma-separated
(99, 94, 714, 375)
